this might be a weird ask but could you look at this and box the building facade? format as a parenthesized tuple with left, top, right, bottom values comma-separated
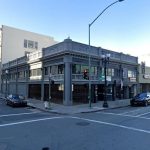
(138, 62, 150, 92)
(1, 38, 138, 105)
(0, 25, 58, 91)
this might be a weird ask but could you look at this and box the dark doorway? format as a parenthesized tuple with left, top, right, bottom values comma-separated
(73, 84, 88, 104)
(44, 84, 63, 104)
(97, 84, 104, 101)
(28, 84, 41, 99)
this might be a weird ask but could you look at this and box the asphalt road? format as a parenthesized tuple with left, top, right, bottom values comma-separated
(1, 98, 150, 150)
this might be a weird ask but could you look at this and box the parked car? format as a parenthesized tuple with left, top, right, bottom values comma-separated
(130, 92, 150, 106)
(6, 94, 27, 107)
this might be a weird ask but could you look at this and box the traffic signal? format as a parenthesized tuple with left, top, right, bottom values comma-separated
(83, 69, 88, 80)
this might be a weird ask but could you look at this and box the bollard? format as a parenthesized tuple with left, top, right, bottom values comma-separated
(44, 101, 50, 109)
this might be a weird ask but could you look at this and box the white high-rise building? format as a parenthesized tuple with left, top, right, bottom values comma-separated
(0, 25, 57, 64)
(0, 25, 58, 91)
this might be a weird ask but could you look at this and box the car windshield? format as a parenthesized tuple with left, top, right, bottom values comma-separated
(10, 95, 20, 99)
(135, 93, 147, 98)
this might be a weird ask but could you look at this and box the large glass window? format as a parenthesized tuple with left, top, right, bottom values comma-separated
(30, 69, 42, 76)
(112, 69, 114, 76)
(91, 66, 97, 75)
(101, 68, 114, 76)
(128, 70, 136, 78)
(24, 39, 27, 48)
(72, 64, 98, 75)
(28, 40, 34, 49)
(51, 66, 58, 75)
(10, 73, 16, 80)
(58, 64, 64, 74)
(81, 65, 88, 73)
(18, 71, 24, 79)
(72, 64, 81, 74)
(107, 68, 112, 76)
(123, 68, 128, 78)
(24, 39, 38, 49)
(35, 42, 38, 49)
(37, 68, 42, 76)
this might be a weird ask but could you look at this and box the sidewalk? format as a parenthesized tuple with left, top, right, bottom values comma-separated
(27, 99, 130, 115)
(0, 93, 130, 114)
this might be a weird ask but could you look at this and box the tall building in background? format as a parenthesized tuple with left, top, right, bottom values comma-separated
(0, 25, 58, 91)
(0, 25, 58, 64)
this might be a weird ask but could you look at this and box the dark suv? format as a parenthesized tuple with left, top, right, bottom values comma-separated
(130, 92, 150, 106)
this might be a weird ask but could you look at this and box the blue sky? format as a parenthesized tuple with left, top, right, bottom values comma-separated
(0, 0, 150, 65)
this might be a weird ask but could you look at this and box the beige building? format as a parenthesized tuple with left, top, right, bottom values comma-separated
(0, 25, 57, 64)
(0, 25, 58, 91)
(138, 62, 150, 92)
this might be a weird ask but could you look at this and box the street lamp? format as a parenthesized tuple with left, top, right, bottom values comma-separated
(88, 0, 124, 108)
(5, 69, 9, 98)
(102, 54, 110, 108)
(48, 74, 52, 108)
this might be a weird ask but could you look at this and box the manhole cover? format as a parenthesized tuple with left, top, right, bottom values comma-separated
(76, 122, 90, 126)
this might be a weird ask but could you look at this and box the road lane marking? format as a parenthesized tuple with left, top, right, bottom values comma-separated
(97, 111, 138, 117)
(119, 108, 146, 115)
(135, 111, 150, 117)
(0, 112, 38, 118)
(97, 111, 150, 120)
(2, 115, 150, 135)
(71, 116, 150, 134)
(0, 116, 65, 127)
(0, 136, 14, 140)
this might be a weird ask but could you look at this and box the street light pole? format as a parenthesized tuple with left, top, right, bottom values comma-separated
(102, 54, 110, 108)
(88, 24, 92, 108)
(88, 0, 124, 108)
(49, 74, 52, 107)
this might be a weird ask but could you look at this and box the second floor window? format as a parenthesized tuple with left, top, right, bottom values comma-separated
(101, 68, 114, 76)
(24, 39, 38, 50)
(128, 70, 136, 78)
(30, 68, 42, 76)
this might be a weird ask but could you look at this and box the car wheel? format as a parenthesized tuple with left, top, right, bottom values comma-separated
(130, 102, 134, 106)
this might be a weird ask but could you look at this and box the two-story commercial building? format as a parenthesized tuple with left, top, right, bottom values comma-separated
(1, 38, 138, 105)
(138, 62, 150, 92)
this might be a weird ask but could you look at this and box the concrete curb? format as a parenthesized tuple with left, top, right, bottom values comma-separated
(27, 102, 130, 115)
(27, 103, 69, 115)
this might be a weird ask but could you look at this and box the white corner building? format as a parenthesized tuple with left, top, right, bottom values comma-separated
(0, 25, 58, 91)
(0, 25, 57, 64)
